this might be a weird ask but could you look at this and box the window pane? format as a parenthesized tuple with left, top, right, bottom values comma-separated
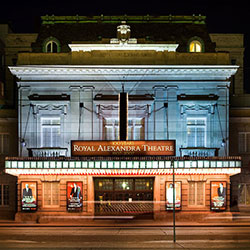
(52, 127, 60, 147)
(238, 133, 245, 153)
(238, 184, 246, 205)
(44, 182, 51, 206)
(246, 184, 250, 205)
(195, 42, 201, 52)
(0, 134, 9, 154)
(43, 182, 59, 207)
(42, 127, 51, 147)
(189, 182, 195, 205)
(95, 179, 113, 191)
(46, 42, 52, 53)
(135, 179, 153, 191)
(52, 182, 59, 205)
(52, 42, 58, 53)
(197, 127, 205, 147)
(127, 126, 132, 140)
(3, 185, 9, 206)
(187, 118, 206, 147)
(134, 126, 141, 140)
(41, 118, 60, 147)
(115, 179, 133, 191)
(197, 182, 204, 205)
(105, 126, 113, 140)
(247, 134, 250, 152)
(187, 127, 195, 147)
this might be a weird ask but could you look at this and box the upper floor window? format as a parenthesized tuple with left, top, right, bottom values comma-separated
(104, 118, 144, 140)
(238, 183, 250, 205)
(0, 184, 9, 206)
(41, 117, 61, 147)
(0, 133, 9, 155)
(43, 37, 60, 53)
(238, 132, 250, 153)
(188, 37, 204, 53)
(187, 118, 206, 147)
(189, 40, 202, 52)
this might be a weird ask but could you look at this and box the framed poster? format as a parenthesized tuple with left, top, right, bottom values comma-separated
(210, 181, 227, 211)
(67, 182, 83, 212)
(21, 181, 37, 211)
(166, 181, 181, 210)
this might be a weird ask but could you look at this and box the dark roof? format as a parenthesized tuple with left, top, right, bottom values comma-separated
(32, 15, 216, 53)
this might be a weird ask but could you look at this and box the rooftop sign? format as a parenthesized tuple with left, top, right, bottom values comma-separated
(71, 140, 176, 157)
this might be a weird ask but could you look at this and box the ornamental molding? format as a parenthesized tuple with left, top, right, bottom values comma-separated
(68, 43, 179, 52)
(9, 65, 239, 81)
(180, 103, 215, 115)
(33, 104, 67, 115)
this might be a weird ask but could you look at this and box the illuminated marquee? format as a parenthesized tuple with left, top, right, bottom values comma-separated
(71, 140, 176, 156)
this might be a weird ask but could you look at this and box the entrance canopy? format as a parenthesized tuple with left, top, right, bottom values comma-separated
(5, 156, 241, 176)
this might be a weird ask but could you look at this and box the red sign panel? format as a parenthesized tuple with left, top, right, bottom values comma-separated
(67, 182, 83, 212)
(71, 140, 175, 157)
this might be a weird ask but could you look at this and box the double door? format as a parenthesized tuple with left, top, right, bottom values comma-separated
(94, 178, 154, 217)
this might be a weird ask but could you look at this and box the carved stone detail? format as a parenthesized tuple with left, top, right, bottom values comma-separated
(180, 104, 215, 115)
(33, 104, 67, 115)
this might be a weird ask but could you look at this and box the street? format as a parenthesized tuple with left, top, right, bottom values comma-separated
(0, 226, 250, 249)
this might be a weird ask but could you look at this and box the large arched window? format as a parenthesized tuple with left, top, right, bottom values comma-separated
(43, 37, 60, 53)
(188, 37, 204, 53)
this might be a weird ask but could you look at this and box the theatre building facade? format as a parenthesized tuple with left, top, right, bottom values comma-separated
(5, 15, 241, 222)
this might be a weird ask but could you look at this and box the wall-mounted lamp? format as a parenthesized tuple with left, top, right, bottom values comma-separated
(20, 138, 26, 147)
(221, 139, 226, 147)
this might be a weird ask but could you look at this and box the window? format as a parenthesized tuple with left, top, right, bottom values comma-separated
(187, 118, 206, 147)
(238, 184, 250, 205)
(188, 181, 205, 206)
(45, 41, 59, 53)
(0, 184, 9, 206)
(189, 40, 202, 52)
(127, 119, 144, 140)
(238, 132, 250, 153)
(0, 133, 9, 155)
(43, 182, 59, 207)
(104, 118, 144, 140)
(41, 117, 60, 147)
(43, 37, 60, 53)
(104, 119, 119, 140)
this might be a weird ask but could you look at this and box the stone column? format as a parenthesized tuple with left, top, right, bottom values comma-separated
(153, 86, 167, 140)
(69, 86, 81, 142)
(166, 86, 178, 153)
(217, 85, 229, 156)
(81, 86, 95, 140)
(18, 85, 31, 157)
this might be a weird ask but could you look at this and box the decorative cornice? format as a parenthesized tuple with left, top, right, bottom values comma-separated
(69, 43, 179, 52)
(9, 65, 239, 81)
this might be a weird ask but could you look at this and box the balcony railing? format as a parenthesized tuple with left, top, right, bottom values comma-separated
(28, 148, 68, 157)
(180, 147, 219, 157)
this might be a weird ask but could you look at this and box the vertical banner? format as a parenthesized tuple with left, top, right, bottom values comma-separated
(21, 181, 37, 211)
(67, 182, 83, 212)
(211, 181, 227, 211)
(166, 181, 181, 210)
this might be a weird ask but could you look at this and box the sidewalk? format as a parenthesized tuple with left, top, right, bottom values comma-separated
(1, 217, 250, 227)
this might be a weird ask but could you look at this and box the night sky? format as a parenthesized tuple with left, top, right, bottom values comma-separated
(1, 0, 250, 90)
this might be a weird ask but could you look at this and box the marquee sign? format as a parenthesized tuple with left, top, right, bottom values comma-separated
(71, 140, 175, 157)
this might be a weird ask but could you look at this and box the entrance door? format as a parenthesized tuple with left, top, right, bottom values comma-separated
(94, 178, 154, 218)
